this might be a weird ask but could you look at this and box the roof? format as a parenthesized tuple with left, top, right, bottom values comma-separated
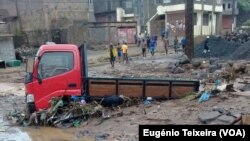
(0, 34, 13, 37)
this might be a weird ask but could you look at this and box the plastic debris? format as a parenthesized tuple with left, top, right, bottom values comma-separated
(199, 91, 211, 103)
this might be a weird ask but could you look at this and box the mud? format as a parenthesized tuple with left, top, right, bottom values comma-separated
(1, 46, 250, 141)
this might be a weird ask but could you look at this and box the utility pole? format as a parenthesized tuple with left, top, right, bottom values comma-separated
(200, 0, 204, 35)
(185, 0, 194, 60)
(232, 0, 236, 32)
(211, 0, 215, 35)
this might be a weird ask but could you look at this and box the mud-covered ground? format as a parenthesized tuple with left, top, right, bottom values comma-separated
(1, 45, 250, 141)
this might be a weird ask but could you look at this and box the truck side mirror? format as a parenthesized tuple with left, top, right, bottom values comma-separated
(37, 74, 42, 84)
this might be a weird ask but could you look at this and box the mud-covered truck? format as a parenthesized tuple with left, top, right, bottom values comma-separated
(25, 44, 199, 113)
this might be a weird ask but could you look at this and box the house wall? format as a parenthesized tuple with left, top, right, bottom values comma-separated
(0, 36, 15, 61)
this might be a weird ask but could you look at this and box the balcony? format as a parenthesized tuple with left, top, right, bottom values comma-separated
(223, 8, 239, 15)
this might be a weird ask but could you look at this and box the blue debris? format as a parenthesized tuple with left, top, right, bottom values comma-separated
(199, 91, 211, 103)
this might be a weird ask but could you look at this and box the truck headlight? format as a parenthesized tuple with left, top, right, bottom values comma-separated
(27, 94, 34, 103)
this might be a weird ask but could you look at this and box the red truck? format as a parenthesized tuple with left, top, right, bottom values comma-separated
(25, 44, 199, 113)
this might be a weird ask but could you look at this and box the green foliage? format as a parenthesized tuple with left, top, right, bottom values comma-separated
(238, 0, 250, 11)
(243, 19, 250, 26)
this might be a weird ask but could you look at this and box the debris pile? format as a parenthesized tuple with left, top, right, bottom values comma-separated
(194, 36, 240, 58)
(7, 95, 138, 128)
(230, 41, 250, 60)
(223, 31, 250, 44)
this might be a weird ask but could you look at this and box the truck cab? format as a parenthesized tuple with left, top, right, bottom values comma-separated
(25, 44, 83, 112)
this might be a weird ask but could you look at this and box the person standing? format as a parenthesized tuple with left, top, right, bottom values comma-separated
(203, 36, 210, 54)
(181, 35, 187, 53)
(150, 37, 156, 56)
(141, 39, 147, 58)
(117, 43, 122, 63)
(173, 36, 179, 54)
(108, 44, 117, 68)
(146, 35, 151, 52)
(121, 42, 128, 64)
(163, 37, 169, 55)
(137, 33, 142, 47)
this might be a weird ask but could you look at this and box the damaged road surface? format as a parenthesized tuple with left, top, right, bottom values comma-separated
(1, 45, 250, 141)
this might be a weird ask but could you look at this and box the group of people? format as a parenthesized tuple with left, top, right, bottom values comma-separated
(136, 32, 158, 57)
(108, 33, 211, 68)
(108, 42, 129, 68)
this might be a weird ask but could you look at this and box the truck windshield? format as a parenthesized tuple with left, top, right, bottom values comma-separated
(38, 52, 73, 79)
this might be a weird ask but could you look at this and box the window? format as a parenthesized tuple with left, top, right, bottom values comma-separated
(203, 13, 209, 26)
(228, 3, 231, 9)
(107, 1, 111, 11)
(125, 1, 133, 9)
(217, 0, 222, 4)
(223, 3, 225, 10)
(38, 52, 73, 79)
(108, 15, 112, 21)
(163, 0, 171, 4)
(193, 13, 197, 25)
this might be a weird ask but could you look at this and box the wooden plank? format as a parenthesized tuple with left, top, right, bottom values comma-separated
(145, 81, 170, 98)
(171, 87, 194, 98)
(146, 86, 169, 98)
(118, 81, 143, 97)
(89, 80, 116, 97)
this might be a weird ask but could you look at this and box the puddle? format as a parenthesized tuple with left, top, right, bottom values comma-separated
(24, 127, 94, 141)
(0, 127, 31, 141)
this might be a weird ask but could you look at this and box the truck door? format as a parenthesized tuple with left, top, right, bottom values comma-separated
(34, 51, 81, 110)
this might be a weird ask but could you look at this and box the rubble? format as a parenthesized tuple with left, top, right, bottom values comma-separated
(217, 115, 235, 124)
(195, 36, 240, 58)
(198, 111, 221, 124)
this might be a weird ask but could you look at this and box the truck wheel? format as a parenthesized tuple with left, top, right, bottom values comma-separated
(26, 103, 36, 118)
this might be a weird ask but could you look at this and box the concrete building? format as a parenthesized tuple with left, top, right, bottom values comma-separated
(0, 35, 15, 61)
(93, 0, 135, 22)
(222, 0, 238, 33)
(147, 0, 223, 37)
(0, 0, 95, 46)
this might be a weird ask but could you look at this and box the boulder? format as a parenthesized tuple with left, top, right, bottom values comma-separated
(191, 60, 202, 68)
(198, 111, 221, 124)
(179, 55, 190, 65)
(171, 67, 185, 74)
(233, 63, 246, 73)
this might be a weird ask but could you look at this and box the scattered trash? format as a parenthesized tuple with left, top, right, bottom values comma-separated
(199, 91, 210, 103)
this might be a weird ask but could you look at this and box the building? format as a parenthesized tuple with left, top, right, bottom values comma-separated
(146, 0, 223, 37)
(0, 0, 95, 46)
(93, 0, 135, 22)
(222, 0, 238, 33)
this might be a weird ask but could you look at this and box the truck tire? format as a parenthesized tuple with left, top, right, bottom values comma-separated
(26, 102, 36, 117)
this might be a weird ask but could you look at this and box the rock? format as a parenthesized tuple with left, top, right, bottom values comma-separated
(95, 133, 110, 140)
(209, 65, 218, 73)
(172, 67, 185, 74)
(167, 62, 176, 70)
(179, 55, 190, 65)
(192, 60, 202, 68)
(209, 58, 219, 65)
(198, 111, 221, 123)
(217, 115, 235, 124)
(200, 62, 209, 69)
(228, 61, 234, 67)
(183, 64, 193, 70)
(243, 84, 250, 91)
(233, 63, 246, 73)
